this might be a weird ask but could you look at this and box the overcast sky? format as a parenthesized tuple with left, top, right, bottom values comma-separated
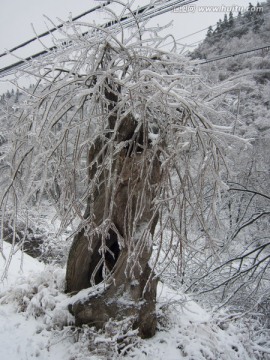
(0, 0, 255, 93)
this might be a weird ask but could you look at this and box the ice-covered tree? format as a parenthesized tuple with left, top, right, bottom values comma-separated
(0, 2, 231, 338)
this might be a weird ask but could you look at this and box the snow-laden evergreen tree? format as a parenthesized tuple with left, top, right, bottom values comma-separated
(229, 11, 234, 28)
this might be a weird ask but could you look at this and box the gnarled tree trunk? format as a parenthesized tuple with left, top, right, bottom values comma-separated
(65, 112, 160, 338)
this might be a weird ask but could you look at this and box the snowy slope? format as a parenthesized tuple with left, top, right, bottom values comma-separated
(0, 242, 256, 360)
(0, 243, 72, 360)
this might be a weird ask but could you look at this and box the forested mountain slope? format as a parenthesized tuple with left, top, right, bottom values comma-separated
(185, 0, 270, 324)
(193, 0, 270, 140)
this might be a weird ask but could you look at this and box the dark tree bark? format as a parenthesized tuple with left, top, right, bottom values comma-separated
(65, 110, 161, 338)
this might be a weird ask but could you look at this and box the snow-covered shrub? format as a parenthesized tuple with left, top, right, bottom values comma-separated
(0, 265, 73, 329)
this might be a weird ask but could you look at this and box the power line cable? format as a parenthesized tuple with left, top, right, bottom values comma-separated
(0, 0, 194, 60)
(187, 15, 269, 47)
(187, 3, 270, 47)
(0, 0, 198, 78)
(0, 1, 113, 60)
(175, 25, 213, 42)
(3, 0, 267, 76)
(199, 43, 270, 65)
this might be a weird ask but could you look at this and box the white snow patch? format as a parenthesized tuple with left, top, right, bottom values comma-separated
(0, 242, 257, 360)
(0, 241, 44, 288)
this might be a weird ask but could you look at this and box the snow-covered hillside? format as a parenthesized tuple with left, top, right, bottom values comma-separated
(0, 242, 257, 360)
(185, 0, 270, 317)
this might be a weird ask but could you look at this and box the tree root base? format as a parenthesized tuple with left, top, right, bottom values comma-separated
(68, 275, 158, 339)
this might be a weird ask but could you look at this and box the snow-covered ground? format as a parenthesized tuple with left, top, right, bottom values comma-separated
(0, 242, 256, 359)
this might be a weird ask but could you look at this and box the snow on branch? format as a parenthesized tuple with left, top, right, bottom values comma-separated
(0, 1, 236, 281)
